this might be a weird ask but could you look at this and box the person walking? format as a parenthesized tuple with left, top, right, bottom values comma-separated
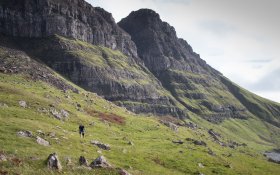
(79, 124, 85, 138)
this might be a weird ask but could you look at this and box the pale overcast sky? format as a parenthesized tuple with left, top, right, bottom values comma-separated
(88, 0, 280, 103)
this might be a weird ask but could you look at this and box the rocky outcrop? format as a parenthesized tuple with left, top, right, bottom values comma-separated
(0, 0, 137, 58)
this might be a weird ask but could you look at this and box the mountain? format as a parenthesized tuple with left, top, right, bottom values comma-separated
(119, 9, 280, 126)
(1, 0, 280, 174)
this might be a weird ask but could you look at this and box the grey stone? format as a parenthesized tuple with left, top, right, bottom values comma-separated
(90, 140, 111, 150)
(19, 100, 27, 108)
(47, 153, 62, 171)
(17, 130, 33, 138)
(172, 140, 184, 144)
(90, 156, 112, 168)
(36, 136, 50, 146)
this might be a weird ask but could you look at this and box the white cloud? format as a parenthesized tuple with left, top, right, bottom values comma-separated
(88, 0, 280, 102)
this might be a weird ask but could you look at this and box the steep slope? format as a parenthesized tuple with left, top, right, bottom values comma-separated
(1, 41, 280, 175)
(0, 34, 186, 118)
(118, 9, 280, 125)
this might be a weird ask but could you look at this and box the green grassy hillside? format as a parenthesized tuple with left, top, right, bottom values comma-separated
(0, 44, 280, 174)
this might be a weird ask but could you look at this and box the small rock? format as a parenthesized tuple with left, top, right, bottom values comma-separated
(36, 136, 50, 146)
(50, 108, 62, 120)
(17, 130, 33, 138)
(193, 140, 207, 146)
(90, 140, 111, 150)
(77, 103, 82, 108)
(37, 130, 45, 135)
(225, 164, 232, 168)
(198, 163, 204, 168)
(47, 153, 62, 171)
(0, 154, 7, 162)
(48, 132, 56, 138)
(90, 156, 112, 168)
(89, 122, 95, 126)
(19, 100, 27, 108)
(119, 168, 131, 175)
(79, 156, 88, 166)
(208, 148, 215, 156)
(172, 140, 184, 144)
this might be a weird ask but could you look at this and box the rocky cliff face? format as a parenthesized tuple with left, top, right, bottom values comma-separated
(13, 35, 186, 118)
(0, 0, 137, 58)
(119, 9, 250, 122)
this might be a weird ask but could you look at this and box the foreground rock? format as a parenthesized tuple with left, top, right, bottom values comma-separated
(264, 151, 280, 164)
(36, 136, 50, 146)
(90, 156, 112, 168)
(90, 140, 111, 150)
(79, 156, 89, 166)
(17, 130, 33, 138)
(47, 153, 62, 171)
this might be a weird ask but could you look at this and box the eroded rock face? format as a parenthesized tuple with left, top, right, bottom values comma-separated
(0, 0, 137, 58)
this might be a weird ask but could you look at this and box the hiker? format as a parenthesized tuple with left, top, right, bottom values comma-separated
(79, 124, 85, 138)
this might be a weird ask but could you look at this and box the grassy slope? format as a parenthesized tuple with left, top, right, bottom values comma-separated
(1, 73, 280, 175)
(0, 36, 280, 174)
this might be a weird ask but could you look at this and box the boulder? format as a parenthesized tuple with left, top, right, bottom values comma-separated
(47, 153, 62, 171)
(90, 140, 111, 150)
(79, 156, 89, 166)
(17, 130, 33, 138)
(19, 100, 27, 108)
(36, 136, 50, 146)
(90, 156, 112, 168)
